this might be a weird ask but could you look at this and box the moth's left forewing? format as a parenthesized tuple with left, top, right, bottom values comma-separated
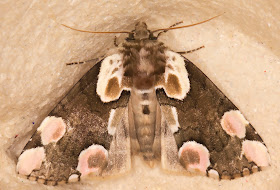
(96, 53, 132, 175)
(157, 51, 270, 179)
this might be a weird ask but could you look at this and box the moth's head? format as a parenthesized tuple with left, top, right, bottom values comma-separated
(130, 21, 151, 40)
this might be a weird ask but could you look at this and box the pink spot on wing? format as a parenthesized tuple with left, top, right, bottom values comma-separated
(37, 116, 66, 145)
(178, 141, 210, 174)
(242, 140, 270, 167)
(221, 110, 248, 138)
(77, 145, 108, 177)
(16, 147, 45, 175)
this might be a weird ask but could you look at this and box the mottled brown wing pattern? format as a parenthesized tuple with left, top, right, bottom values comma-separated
(16, 62, 131, 185)
(157, 54, 270, 179)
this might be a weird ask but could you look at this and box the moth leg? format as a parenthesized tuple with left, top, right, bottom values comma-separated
(156, 21, 184, 38)
(114, 36, 119, 47)
(176, 45, 205, 54)
(66, 57, 99, 66)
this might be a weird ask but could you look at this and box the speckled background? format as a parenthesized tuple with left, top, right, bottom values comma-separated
(1, 0, 280, 190)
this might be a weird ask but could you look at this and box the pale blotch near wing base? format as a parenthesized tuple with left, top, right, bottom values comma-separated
(17, 147, 45, 175)
(37, 116, 66, 145)
(97, 54, 129, 102)
(108, 109, 116, 135)
(107, 108, 126, 135)
(178, 141, 210, 174)
(220, 110, 249, 138)
(242, 140, 270, 167)
(158, 51, 190, 100)
(77, 144, 109, 177)
(161, 105, 180, 133)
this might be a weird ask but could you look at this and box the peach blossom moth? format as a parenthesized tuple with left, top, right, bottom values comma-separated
(16, 15, 270, 185)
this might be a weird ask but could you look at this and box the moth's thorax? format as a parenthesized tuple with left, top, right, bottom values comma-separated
(121, 40, 167, 90)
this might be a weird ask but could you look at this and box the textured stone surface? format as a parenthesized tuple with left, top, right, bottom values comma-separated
(1, 0, 280, 189)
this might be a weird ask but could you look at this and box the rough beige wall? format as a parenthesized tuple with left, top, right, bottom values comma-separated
(1, 0, 279, 190)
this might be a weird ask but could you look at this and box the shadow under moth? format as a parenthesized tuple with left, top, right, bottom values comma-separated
(16, 15, 270, 185)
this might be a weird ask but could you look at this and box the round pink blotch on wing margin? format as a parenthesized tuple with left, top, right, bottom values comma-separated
(242, 140, 270, 167)
(178, 141, 210, 174)
(221, 110, 249, 138)
(16, 147, 45, 175)
(77, 144, 108, 177)
(37, 116, 66, 145)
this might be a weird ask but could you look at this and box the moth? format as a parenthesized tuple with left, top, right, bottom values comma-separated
(16, 15, 270, 185)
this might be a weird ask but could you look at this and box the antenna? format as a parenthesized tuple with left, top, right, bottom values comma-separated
(61, 24, 131, 34)
(152, 13, 225, 33)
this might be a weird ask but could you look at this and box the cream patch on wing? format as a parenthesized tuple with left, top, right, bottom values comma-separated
(178, 141, 210, 174)
(161, 105, 180, 133)
(37, 116, 66, 145)
(107, 108, 126, 135)
(156, 51, 190, 100)
(97, 54, 129, 102)
(108, 109, 117, 135)
(242, 140, 270, 167)
(17, 147, 45, 175)
(77, 144, 108, 177)
(221, 110, 249, 138)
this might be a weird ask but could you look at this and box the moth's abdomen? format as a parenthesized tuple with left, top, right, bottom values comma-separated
(130, 88, 158, 161)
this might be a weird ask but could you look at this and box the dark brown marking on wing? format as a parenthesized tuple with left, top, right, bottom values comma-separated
(105, 77, 121, 98)
(166, 74, 182, 95)
(180, 149, 200, 168)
